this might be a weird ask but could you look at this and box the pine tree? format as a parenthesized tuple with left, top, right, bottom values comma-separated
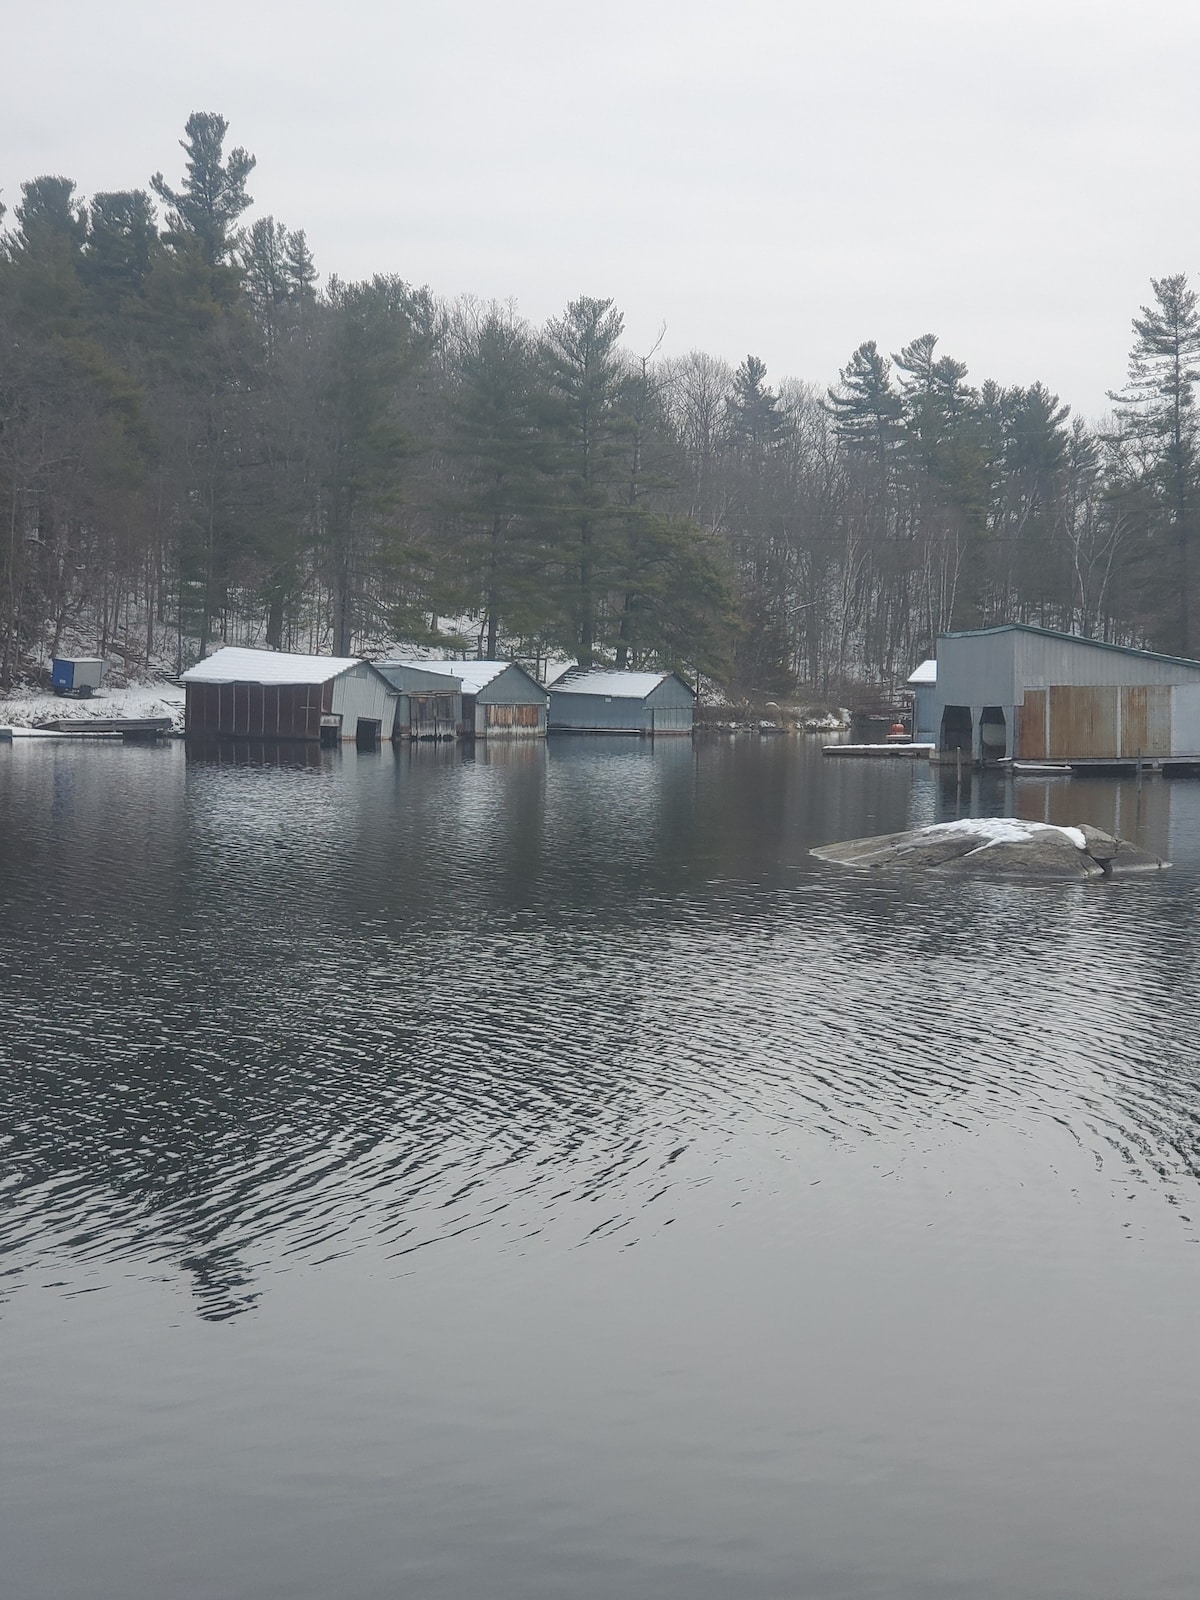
(151, 113, 256, 271)
(824, 340, 902, 464)
(83, 191, 159, 313)
(444, 307, 553, 657)
(725, 354, 783, 449)
(1107, 273, 1200, 655)
(540, 295, 628, 664)
(316, 275, 420, 654)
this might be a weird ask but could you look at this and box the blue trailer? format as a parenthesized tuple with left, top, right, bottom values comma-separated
(51, 658, 104, 698)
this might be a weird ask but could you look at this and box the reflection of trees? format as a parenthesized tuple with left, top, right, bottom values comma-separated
(181, 1249, 260, 1323)
(2, 744, 718, 1318)
(6, 741, 1200, 1324)
(1, 906, 672, 1319)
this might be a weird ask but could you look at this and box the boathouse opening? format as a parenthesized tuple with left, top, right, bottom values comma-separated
(980, 706, 1007, 763)
(940, 704, 973, 754)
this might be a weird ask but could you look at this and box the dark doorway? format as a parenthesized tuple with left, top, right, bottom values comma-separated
(940, 705, 973, 754)
(356, 718, 382, 751)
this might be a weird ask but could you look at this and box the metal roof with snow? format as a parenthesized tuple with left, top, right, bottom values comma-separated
(550, 668, 686, 699)
(382, 658, 508, 694)
(181, 647, 369, 686)
(907, 659, 937, 685)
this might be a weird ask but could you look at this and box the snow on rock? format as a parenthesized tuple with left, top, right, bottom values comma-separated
(812, 817, 1167, 878)
(933, 817, 1089, 853)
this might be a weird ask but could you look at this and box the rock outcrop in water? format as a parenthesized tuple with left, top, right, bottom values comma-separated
(811, 818, 1169, 879)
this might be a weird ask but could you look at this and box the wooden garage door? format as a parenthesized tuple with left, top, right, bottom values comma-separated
(1017, 690, 1046, 759)
(485, 703, 540, 729)
(1048, 686, 1117, 759)
(1119, 686, 1171, 757)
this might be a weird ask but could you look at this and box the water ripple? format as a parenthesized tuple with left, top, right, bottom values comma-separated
(3, 743, 1200, 1316)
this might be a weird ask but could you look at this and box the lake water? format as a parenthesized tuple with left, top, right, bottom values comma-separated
(3, 735, 1200, 1600)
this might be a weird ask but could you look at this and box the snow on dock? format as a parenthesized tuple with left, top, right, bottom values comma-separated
(823, 742, 934, 758)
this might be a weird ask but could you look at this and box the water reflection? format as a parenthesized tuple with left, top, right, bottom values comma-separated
(1010, 770, 1172, 857)
(2, 741, 1200, 1323)
(184, 735, 331, 769)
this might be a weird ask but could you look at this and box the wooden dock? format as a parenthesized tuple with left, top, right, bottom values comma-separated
(1006, 755, 1200, 777)
(31, 716, 175, 740)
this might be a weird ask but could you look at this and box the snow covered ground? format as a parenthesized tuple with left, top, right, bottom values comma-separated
(0, 683, 186, 734)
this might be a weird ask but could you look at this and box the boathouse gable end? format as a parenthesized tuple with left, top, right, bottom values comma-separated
(931, 625, 1200, 764)
(547, 669, 695, 734)
(182, 648, 398, 744)
(470, 662, 548, 738)
(380, 660, 547, 737)
(375, 662, 464, 740)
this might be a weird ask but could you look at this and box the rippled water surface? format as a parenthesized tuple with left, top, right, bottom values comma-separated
(4, 736, 1200, 1599)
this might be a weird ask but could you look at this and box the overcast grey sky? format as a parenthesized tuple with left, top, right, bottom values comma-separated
(8, 0, 1199, 418)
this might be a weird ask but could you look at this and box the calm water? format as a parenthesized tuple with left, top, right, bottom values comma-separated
(3, 736, 1200, 1600)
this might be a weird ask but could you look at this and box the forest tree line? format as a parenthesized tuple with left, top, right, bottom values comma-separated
(3, 112, 1200, 696)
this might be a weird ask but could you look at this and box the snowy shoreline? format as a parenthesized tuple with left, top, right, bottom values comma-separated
(0, 683, 186, 734)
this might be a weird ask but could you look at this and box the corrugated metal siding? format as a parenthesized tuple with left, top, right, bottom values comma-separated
(378, 662, 465, 692)
(937, 631, 1200, 754)
(549, 675, 693, 732)
(1171, 685, 1200, 754)
(330, 664, 396, 739)
(912, 685, 937, 744)
(937, 632, 1019, 709)
(646, 676, 697, 711)
(549, 692, 650, 732)
(1014, 631, 1200, 689)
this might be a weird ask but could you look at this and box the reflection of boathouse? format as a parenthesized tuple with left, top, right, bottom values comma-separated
(182, 648, 398, 746)
(381, 660, 546, 738)
(548, 669, 695, 734)
(932, 625, 1200, 766)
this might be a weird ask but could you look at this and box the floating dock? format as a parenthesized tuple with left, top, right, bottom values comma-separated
(823, 742, 934, 759)
(1005, 755, 1200, 778)
(28, 717, 175, 740)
